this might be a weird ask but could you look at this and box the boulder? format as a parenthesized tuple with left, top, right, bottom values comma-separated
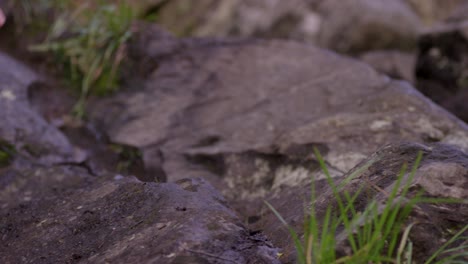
(0, 52, 74, 164)
(359, 50, 416, 83)
(0, 166, 279, 263)
(0, 51, 279, 264)
(91, 25, 468, 260)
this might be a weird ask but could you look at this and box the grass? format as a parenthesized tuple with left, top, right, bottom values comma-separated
(266, 148, 468, 264)
(0, 139, 16, 168)
(28, 1, 135, 117)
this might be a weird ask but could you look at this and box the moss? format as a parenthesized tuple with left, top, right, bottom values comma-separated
(0, 139, 16, 168)
(109, 144, 142, 174)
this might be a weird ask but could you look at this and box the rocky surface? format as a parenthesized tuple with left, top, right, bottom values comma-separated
(359, 50, 416, 84)
(0, 166, 279, 264)
(0, 53, 75, 164)
(90, 24, 468, 261)
(1, 1, 468, 263)
(257, 142, 468, 262)
(0, 51, 280, 264)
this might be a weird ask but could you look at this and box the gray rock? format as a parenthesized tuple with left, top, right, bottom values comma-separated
(93, 25, 468, 180)
(0, 52, 74, 164)
(254, 142, 468, 262)
(91, 27, 468, 260)
(359, 50, 416, 83)
(0, 166, 280, 263)
(152, 0, 423, 54)
(313, 142, 468, 262)
(315, 0, 422, 53)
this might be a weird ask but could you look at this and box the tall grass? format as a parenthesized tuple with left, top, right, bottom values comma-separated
(266, 148, 468, 263)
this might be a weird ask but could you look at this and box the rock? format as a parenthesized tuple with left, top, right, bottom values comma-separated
(315, 0, 422, 53)
(0, 52, 74, 164)
(0, 47, 279, 264)
(406, 0, 466, 25)
(416, 20, 468, 123)
(359, 50, 416, 83)
(0, 165, 280, 263)
(91, 25, 468, 260)
(153, 0, 423, 54)
(258, 142, 468, 262)
(445, 2, 468, 23)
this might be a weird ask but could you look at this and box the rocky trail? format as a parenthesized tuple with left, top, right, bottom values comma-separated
(1, 1, 468, 263)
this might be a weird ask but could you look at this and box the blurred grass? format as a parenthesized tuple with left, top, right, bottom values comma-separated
(26, 0, 135, 118)
(0, 139, 16, 168)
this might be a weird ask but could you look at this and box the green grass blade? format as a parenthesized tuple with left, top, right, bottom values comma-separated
(265, 201, 306, 264)
(424, 224, 468, 264)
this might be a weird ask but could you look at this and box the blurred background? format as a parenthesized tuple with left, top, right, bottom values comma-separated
(0, 0, 467, 121)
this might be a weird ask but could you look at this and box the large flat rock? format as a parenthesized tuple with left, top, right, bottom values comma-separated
(0, 165, 279, 263)
(93, 25, 468, 184)
(90, 27, 468, 261)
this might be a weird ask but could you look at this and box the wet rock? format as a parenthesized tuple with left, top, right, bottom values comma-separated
(0, 166, 280, 263)
(0, 52, 74, 164)
(91, 26, 468, 260)
(359, 50, 416, 83)
(416, 20, 468, 123)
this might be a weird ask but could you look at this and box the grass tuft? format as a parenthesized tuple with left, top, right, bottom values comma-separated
(267, 148, 467, 263)
(29, 1, 135, 117)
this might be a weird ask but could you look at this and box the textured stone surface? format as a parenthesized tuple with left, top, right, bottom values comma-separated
(0, 166, 279, 263)
(2, 8, 468, 262)
(262, 142, 468, 262)
(0, 52, 74, 164)
(90, 26, 468, 261)
(0, 51, 280, 264)
(359, 50, 416, 83)
(93, 25, 468, 181)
